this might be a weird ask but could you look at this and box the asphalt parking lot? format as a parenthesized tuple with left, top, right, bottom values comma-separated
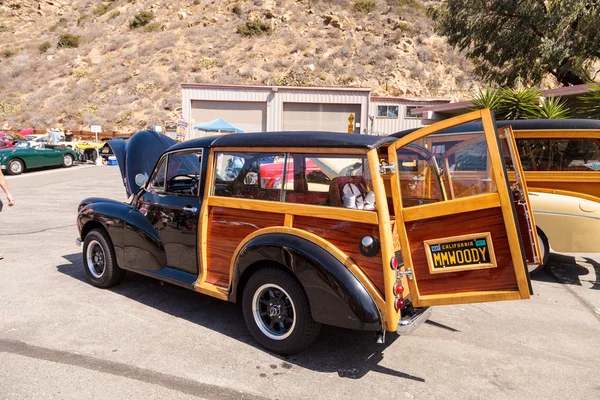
(1, 165, 599, 399)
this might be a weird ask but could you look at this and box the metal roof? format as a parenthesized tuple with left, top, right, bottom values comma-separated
(169, 131, 396, 151)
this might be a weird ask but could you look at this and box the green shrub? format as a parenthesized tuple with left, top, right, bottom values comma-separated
(538, 96, 571, 119)
(108, 10, 121, 20)
(232, 4, 243, 16)
(578, 84, 600, 119)
(143, 22, 161, 32)
(353, 0, 376, 13)
(57, 33, 81, 49)
(2, 48, 17, 58)
(236, 19, 272, 36)
(130, 10, 154, 29)
(50, 17, 68, 32)
(77, 14, 89, 26)
(38, 41, 52, 53)
(93, 3, 112, 16)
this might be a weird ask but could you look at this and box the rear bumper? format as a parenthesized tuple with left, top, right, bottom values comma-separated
(0, 165, 5, 170)
(397, 306, 432, 335)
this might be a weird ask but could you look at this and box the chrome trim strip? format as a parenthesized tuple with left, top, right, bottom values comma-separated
(397, 306, 432, 335)
(533, 210, 600, 220)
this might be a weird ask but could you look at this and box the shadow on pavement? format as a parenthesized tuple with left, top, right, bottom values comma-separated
(57, 253, 426, 382)
(530, 252, 599, 290)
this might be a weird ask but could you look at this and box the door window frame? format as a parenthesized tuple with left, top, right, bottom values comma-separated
(146, 148, 204, 198)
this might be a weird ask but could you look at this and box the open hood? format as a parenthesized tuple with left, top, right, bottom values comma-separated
(108, 130, 176, 196)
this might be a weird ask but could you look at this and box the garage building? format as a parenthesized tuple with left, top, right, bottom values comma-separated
(181, 83, 450, 138)
(182, 84, 370, 138)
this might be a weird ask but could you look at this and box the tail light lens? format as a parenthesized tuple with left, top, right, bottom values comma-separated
(393, 283, 404, 296)
(394, 298, 405, 311)
(390, 256, 399, 270)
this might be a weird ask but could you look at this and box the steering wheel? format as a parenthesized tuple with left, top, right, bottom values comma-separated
(169, 175, 199, 195)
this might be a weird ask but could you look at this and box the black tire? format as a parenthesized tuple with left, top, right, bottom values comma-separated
(62, 154, 74, 168)
(7, 159, 24, 175)
(528, 227, 550, 274)
(82, 228, 125, 288)
(242, 267, 321, 355)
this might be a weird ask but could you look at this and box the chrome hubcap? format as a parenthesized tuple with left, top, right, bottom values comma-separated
(86, 240, 105, 278)
(64, 155, 72, 166)
(252, 283, 296, 340)
(10, 161, 22, 173)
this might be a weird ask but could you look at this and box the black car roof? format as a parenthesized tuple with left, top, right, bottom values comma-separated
(392, 118, 600, 139)
(168, 131, 397, 152)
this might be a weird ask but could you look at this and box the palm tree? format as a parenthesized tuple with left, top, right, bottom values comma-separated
(577, 84, 600, 119)
(538, 96, 571, 119)
(497, 87, 541, 120)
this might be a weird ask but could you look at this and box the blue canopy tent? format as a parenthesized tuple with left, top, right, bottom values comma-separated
(193, 118, 244, 134)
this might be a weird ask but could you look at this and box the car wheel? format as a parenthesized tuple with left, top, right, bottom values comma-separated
(82, 228, 125, 288)
(242, 267, 321, 355)
(7, 159, 24, 175)
(62, 154, 74, 168)
(528, 227, 550, 274)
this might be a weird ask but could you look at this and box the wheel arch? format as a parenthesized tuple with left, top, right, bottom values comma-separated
(230, 229, 383, 332)
(7, 157, 26, 170)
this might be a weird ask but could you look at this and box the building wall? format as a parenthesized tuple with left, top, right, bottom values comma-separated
(369, 99, 450, 135)
(182, 84, 371, 137)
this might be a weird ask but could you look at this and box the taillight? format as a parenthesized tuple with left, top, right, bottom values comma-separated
(394, 298, 405, 311)
(393, 283, 404, 296)
(390, 256, 399, 270)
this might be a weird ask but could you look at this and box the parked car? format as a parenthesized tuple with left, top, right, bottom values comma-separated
(99, 136, 130, 160)
(0, 144, 78, 175)
(394, 119, 600, 272)
(76, 110, 536, 354)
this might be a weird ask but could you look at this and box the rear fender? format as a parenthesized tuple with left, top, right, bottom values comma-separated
(231, 233, 382, 331)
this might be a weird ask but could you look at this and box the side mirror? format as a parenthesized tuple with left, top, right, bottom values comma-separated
(135, 173, 148, 187)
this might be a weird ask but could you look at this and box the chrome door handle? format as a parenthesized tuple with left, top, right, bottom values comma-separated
(183, 207, 197, 212)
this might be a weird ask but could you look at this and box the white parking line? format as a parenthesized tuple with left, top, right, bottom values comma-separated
(5, 164, 100, 179)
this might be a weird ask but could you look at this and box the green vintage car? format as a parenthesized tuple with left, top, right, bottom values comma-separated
(0, 144, 78, 175)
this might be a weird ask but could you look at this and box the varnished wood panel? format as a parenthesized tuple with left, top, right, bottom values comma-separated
(206, 207, 284, 287)
(294, 216, 385, 293)
(406, 208, 519, 296)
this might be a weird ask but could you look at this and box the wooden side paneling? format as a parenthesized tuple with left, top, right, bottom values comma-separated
(206, 207, 284, 287)
(406, 208, 519, 296)
(294, 216, 385, 293)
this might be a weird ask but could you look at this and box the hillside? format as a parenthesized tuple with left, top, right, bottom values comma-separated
(0, 0, 478, 132)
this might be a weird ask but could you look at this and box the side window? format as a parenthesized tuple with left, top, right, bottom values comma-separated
(213, 152, 284, 201)
(166, 151, 202, 196)
(284, 154, 375, 210)
(515, 139, 549, 171)
(148, 158, 167, 192)
(548, 139, 600, 171)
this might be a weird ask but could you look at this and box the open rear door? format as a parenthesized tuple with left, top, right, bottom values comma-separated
(388, 109, 532, 307)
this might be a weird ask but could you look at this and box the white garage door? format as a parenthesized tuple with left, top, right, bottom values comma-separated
(283, 103, 361, 133)
(191, 101, 267, 134)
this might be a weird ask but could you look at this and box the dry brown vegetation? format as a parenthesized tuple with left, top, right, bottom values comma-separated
(0, 0, 478, 132)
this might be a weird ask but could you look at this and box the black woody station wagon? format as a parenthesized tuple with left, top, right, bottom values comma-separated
(77, 109, 538, 354)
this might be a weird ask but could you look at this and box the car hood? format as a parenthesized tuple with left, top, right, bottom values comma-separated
(108, 130, 176, 196)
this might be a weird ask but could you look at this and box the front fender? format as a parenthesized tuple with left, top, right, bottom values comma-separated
(231, 233, 382, 331)
(78, 197, 167, 270)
